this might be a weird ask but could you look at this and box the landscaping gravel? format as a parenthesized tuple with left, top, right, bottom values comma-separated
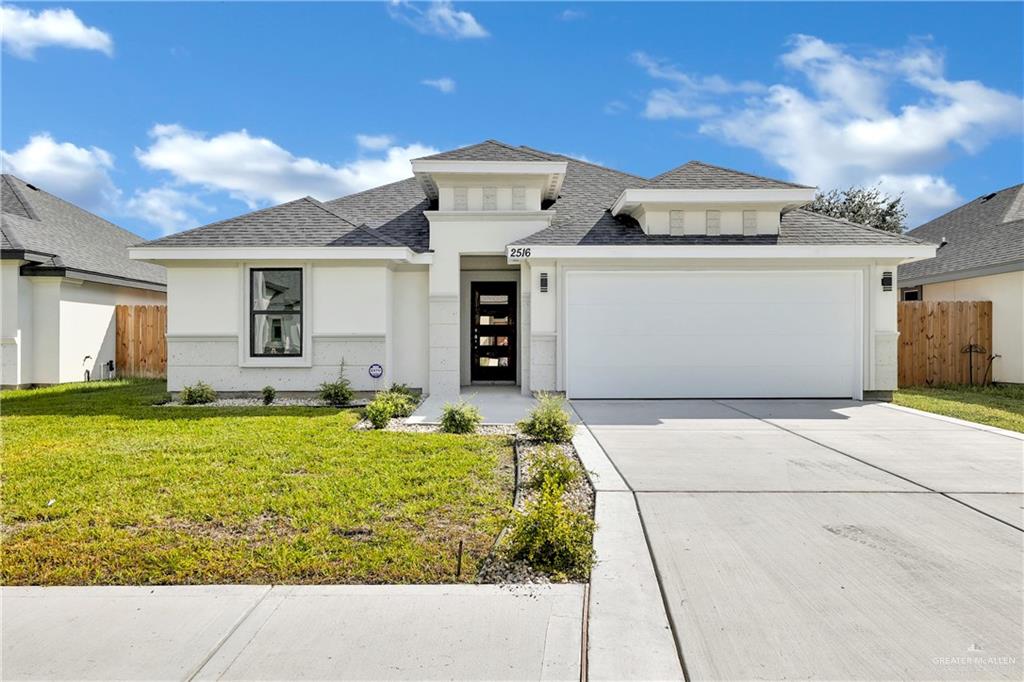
(161, 397, 370, 408)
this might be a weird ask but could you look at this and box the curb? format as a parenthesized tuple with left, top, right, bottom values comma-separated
(882, 403, 1024, 441)
(572, 423, 685, 681)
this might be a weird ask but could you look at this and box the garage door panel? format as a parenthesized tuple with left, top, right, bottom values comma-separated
(566, 271, 860, 399)
(571, 272, 857, 306)
(570, 364, 856, 399)
(569, 302, 856, 337)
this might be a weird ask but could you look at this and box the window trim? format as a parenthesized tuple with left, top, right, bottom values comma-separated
(249, 267, 304, 358)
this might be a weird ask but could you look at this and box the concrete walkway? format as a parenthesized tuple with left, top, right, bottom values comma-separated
(574, 398, 1024, 681)
(2, 584, 585, 681)
(409, 386, 539, 424)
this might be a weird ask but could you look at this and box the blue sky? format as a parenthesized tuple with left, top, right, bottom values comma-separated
(2, 1, 1022, 238)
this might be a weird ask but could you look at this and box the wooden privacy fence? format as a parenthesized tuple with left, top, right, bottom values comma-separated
(897, 300, 993, 387)
(115, 305, 167, 378)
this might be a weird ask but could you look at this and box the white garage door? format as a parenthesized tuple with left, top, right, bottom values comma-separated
(566, 271, 861, 399)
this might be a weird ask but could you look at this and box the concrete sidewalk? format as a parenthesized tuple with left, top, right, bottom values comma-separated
(2, 584, 585, 681)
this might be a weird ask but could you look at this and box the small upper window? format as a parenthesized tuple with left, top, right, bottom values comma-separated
(669, 210, 686, 235)
(512, 186, 526, 210)
(251, 268, 302, 357)
(706, 210, 721, 236)
(742, 211, 758, 235)
(483, 187, 498, 210)
(453, 187, 469, 210)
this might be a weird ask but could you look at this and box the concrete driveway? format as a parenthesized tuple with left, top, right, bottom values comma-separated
(573, 399, 1023, 681)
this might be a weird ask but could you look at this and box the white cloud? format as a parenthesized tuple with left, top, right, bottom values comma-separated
(124, 186, 213, 235)
(388, 1, 488, 39)
(633, 52, 763, 120)
(1, 133, 120, 211)
(0, 5, 112, 59)
(636, 37, 1023, 224)
(135, 124, 437, 207)
(356, 134, 396, 151)
(559, 9, 586, 21)
(422, 76, 456, 94)
(603, 100, 627, 115)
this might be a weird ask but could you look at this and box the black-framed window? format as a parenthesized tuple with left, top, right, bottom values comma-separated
(250, 268, 302, 357)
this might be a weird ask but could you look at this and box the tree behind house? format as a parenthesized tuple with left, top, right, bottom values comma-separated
(807, 186, 907, 233)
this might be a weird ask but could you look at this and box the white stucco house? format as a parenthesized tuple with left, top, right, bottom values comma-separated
(1, 174, 167, 388)
(899, 184, 1024, 384)
(130, 140, 935, 400)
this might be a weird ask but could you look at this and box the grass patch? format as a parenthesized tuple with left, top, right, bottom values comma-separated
(894, 384, 1024, 433)
(0, 380, 513, 585)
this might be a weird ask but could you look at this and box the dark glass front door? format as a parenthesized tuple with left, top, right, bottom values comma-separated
(471, 281, 516, 382)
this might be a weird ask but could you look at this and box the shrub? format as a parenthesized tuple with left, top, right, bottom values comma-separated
(504, 481, 595, 580)
(180, 381, 217, 405)
(364, 398, 395, 429)
(388, 383, 418, 400)
(440, 401, 482, 434)
(261, 386, 276, 405)
(319, 361, 354, 406)
(379, 390, 416, 418)
(518, 393, 576, 443)
(529, 445, 580, 490)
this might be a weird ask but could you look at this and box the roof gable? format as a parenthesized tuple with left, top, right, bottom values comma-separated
(415, 140, 553, 162)
(647, 161, 813, 190)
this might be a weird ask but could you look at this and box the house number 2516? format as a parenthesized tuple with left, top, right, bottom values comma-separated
(507, 247, 531, 260)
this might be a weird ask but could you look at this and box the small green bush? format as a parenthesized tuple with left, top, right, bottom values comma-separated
(440, 401, 482, 434)
(381, 391, 416, 418)
(529, 445, 580, 490)
(261, 385, 276, 405)
(180, 381, 217, 405)
(504, 481, 595, 580)
(319, 361, 354, 406)
(518, 393, 576, 443)
(364, 398, 395, 429)
(388, 383, 418, 400)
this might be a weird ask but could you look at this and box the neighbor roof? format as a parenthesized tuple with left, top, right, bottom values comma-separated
(136, 140, 919, 251)
(1, 174, 166, 287)
(899, 184, 1024, 285)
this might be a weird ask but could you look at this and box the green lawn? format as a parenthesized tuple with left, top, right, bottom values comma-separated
(894, 384, 1024, 433)
(1, 380, 513, 585)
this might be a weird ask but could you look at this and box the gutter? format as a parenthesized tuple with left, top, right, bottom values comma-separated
(19, 264, 167, 292)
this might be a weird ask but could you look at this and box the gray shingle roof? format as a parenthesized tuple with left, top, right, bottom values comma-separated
(142, 196, 402, 249)
(898, 184, 1024, 284)
(135, 140, 923, 252)
(647, 160, 813, 190)
(1, 174, 166, 286)
(415, 140, 553, 162)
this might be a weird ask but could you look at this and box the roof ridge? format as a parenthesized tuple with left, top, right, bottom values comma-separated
(790, 208, 924, 244)
(650, 160, 815, 189)
(304, 196, 359, 227)
(2, 174, 41, 221)
(139, 196, 313, 246)
(306, 196, 408, 248)
(516, 146, 649, 182)
(484, 139, 554, 161)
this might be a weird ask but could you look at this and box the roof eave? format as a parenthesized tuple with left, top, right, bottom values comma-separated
(611, 188, 818, 216)
(128, 245, 432, 265)
(898, 258, 1024, 287)
(506, 243, 937, 261)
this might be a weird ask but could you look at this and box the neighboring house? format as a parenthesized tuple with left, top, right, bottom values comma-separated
(130, 140, 934, 400)
(899, 184, 1024, 384)
(1, 175, 167, 388)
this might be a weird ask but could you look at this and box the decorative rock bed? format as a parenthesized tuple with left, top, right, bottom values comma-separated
(160, 397, 372, 408)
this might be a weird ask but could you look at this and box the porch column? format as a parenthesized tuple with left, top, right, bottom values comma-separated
(428, 251, 460, 398)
